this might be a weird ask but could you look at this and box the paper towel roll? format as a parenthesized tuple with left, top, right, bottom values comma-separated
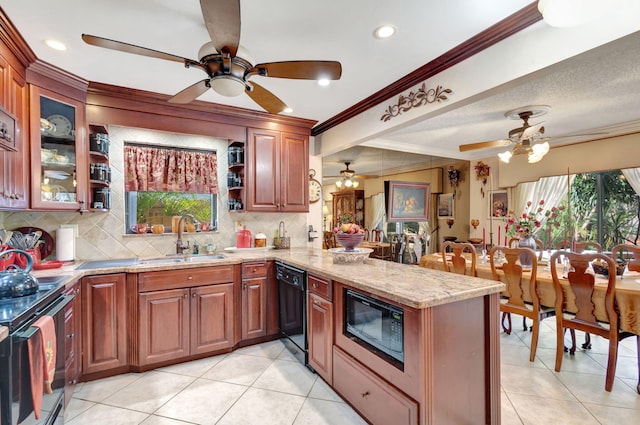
(56, 227, 75, 261)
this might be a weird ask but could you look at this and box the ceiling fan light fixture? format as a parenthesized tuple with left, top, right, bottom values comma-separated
(209, 75, 246, 97)
(498, 150, 513, 163)
(538, 0, 604, 27)
(527, 141, 550, 163)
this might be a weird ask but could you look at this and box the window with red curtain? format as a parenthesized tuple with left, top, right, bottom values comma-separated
(124, 144, 218, 194)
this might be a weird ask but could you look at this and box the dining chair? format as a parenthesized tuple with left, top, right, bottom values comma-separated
(441, 241, 476, 276)
(611, 243, 640, 272)
(550, 250, 639, 392)
(555, 240, 603, 252)
(490, 246, 555, 362)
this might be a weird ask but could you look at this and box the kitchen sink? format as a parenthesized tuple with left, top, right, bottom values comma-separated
(138, 254, 226, 265)
(76, 258, 139, 270)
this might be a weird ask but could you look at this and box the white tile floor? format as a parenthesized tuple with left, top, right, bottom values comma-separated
(66, 319, 639, 425)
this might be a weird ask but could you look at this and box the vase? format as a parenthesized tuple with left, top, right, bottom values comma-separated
(517, 234, 537, 267)
(335, 233, 365, 252)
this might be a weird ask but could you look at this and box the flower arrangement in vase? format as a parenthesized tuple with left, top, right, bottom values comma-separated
(333, 212, 365, 251)
(506, 199, 564, 237)
(506, 199, 564, 266)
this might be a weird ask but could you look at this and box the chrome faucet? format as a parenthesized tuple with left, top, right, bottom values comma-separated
(175, 214, 200, 254)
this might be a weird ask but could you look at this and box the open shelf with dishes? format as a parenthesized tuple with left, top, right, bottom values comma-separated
(88, 124, 111, 211)
(227, 140, 245, 212)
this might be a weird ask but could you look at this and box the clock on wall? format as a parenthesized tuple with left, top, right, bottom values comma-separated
(309, 169, 322, 203)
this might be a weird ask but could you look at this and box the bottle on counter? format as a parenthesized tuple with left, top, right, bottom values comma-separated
(192, 241, 199, 255)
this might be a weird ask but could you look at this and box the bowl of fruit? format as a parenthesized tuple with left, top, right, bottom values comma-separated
(333, 214, 365, 252)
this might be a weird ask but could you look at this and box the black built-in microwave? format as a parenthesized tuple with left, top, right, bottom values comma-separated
(344, 289, 404, 365)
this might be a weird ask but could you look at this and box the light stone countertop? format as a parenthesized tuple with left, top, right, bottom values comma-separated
(30, 248, 504, 309)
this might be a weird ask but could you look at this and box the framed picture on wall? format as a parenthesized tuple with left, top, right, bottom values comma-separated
(489, 190, 509, 219)
(385, 180, 430, 222)
(437, 194, 454, 218)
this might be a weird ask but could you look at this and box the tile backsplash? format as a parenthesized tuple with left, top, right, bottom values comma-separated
(1, 126, 309, 261)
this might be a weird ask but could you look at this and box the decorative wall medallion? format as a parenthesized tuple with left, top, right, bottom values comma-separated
(380, 83, 452, 122)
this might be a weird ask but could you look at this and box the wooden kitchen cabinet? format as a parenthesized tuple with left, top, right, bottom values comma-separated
(0, 48, 29, 210)
(136, 265, 237, 367)
(29, 85, 88, 211)
(245, 128, 308, 212)
(307, 274, 333, 383)
(63, 280, 81, 407)
(81, 273, 127, 377)
(241, 262, 268, 340)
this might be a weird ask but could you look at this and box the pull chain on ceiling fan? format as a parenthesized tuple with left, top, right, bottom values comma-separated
(82, 0, 342, 114)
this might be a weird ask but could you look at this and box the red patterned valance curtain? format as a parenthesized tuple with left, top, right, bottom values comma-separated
(124, 145, 218, 194)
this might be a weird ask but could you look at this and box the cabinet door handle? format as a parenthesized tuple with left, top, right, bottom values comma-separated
(243, 283, 247, 290)
(69, 380, 77, 385)
(192, 293, 197, 298)
(184, 294, 188, 298)
(67, 333, 75, 338)
(361, 391, 370, 398)
(313, 283, 318, 289)
(187, 275, 193, 280)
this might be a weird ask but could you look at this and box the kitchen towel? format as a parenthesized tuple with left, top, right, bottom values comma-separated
(22, 329, 43, 421)
(56, 227, 74, 261)
(33, 315, 56, 394)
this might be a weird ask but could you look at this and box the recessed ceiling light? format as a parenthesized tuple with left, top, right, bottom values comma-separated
(317, 79, 330, 87)
(283, 107, 293, 113)
(45, 39, 67, 51)
(373, 25, 396, 39)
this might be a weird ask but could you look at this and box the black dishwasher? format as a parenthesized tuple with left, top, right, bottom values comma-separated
(276, 262, 309, 366)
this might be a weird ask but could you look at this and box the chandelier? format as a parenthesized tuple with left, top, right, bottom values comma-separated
(335, 162, 359, 189)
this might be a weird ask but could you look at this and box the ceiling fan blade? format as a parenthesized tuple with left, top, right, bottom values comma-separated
(200, 0, 240, 57)
(459, 139, 511, 152)
(520, 122, 545, 140)
(245, 81, 287, 114)
(251, 61, 342, 80)
(168, 79, 211, 104)
(82, 34, 199, 66)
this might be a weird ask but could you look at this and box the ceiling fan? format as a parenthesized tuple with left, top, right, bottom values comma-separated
(459, 107, 550, 163)
(82, 0, 342, 114)
(327, 162, 373, 188)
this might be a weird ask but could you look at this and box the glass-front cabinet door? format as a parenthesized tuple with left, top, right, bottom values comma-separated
(30, 86, 87, 211)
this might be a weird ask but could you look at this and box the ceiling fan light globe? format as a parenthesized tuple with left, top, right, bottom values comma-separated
(531, 141, 550, 156)
(335, 180, 342, 188)
(353, 181, 360, 188)
(210, 75, 246, 97)
(344, 179, 353, 188)
(498, 150, 513, 163)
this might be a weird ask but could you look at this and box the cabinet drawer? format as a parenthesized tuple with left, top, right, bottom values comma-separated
(242, 262, 267, 279)
(333, 347, 418, 425)
(308, 274, 332, 300)
(138, 265, 234, 292)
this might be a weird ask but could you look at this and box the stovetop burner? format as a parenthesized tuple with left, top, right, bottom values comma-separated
(0, 275, 70, 331)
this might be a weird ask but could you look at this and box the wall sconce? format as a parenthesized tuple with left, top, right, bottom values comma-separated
(446, 219, 455, 229)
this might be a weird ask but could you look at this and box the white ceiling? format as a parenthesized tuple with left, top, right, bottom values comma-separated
(3, 0, 640, 182)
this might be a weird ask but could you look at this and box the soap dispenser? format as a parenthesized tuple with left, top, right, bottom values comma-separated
(192, 240, 199, 255)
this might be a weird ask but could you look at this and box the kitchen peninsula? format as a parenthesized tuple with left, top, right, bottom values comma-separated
(34, 248, 504, 425)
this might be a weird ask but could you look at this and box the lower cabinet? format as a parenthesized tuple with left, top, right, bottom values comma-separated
(334, 347, 418, 425)
(136, 265, 237, 367)
(63, 280, 81, 406)
(241, 261, 275, 341)
(81, 273, 128, 376)
(307, 274, 333, 383)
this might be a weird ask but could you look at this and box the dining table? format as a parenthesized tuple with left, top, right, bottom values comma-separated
(419, 252, 640, 335)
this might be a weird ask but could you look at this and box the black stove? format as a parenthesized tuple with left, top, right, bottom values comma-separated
(0, 276, 69, 331)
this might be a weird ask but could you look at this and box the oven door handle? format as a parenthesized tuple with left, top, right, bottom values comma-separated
(13, 294, 74, 340)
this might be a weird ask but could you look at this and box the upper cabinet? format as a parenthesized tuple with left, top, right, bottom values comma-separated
(0, 48, 30, 209)
(29, 86, 88, 211)
(245, 128, 309, 212)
